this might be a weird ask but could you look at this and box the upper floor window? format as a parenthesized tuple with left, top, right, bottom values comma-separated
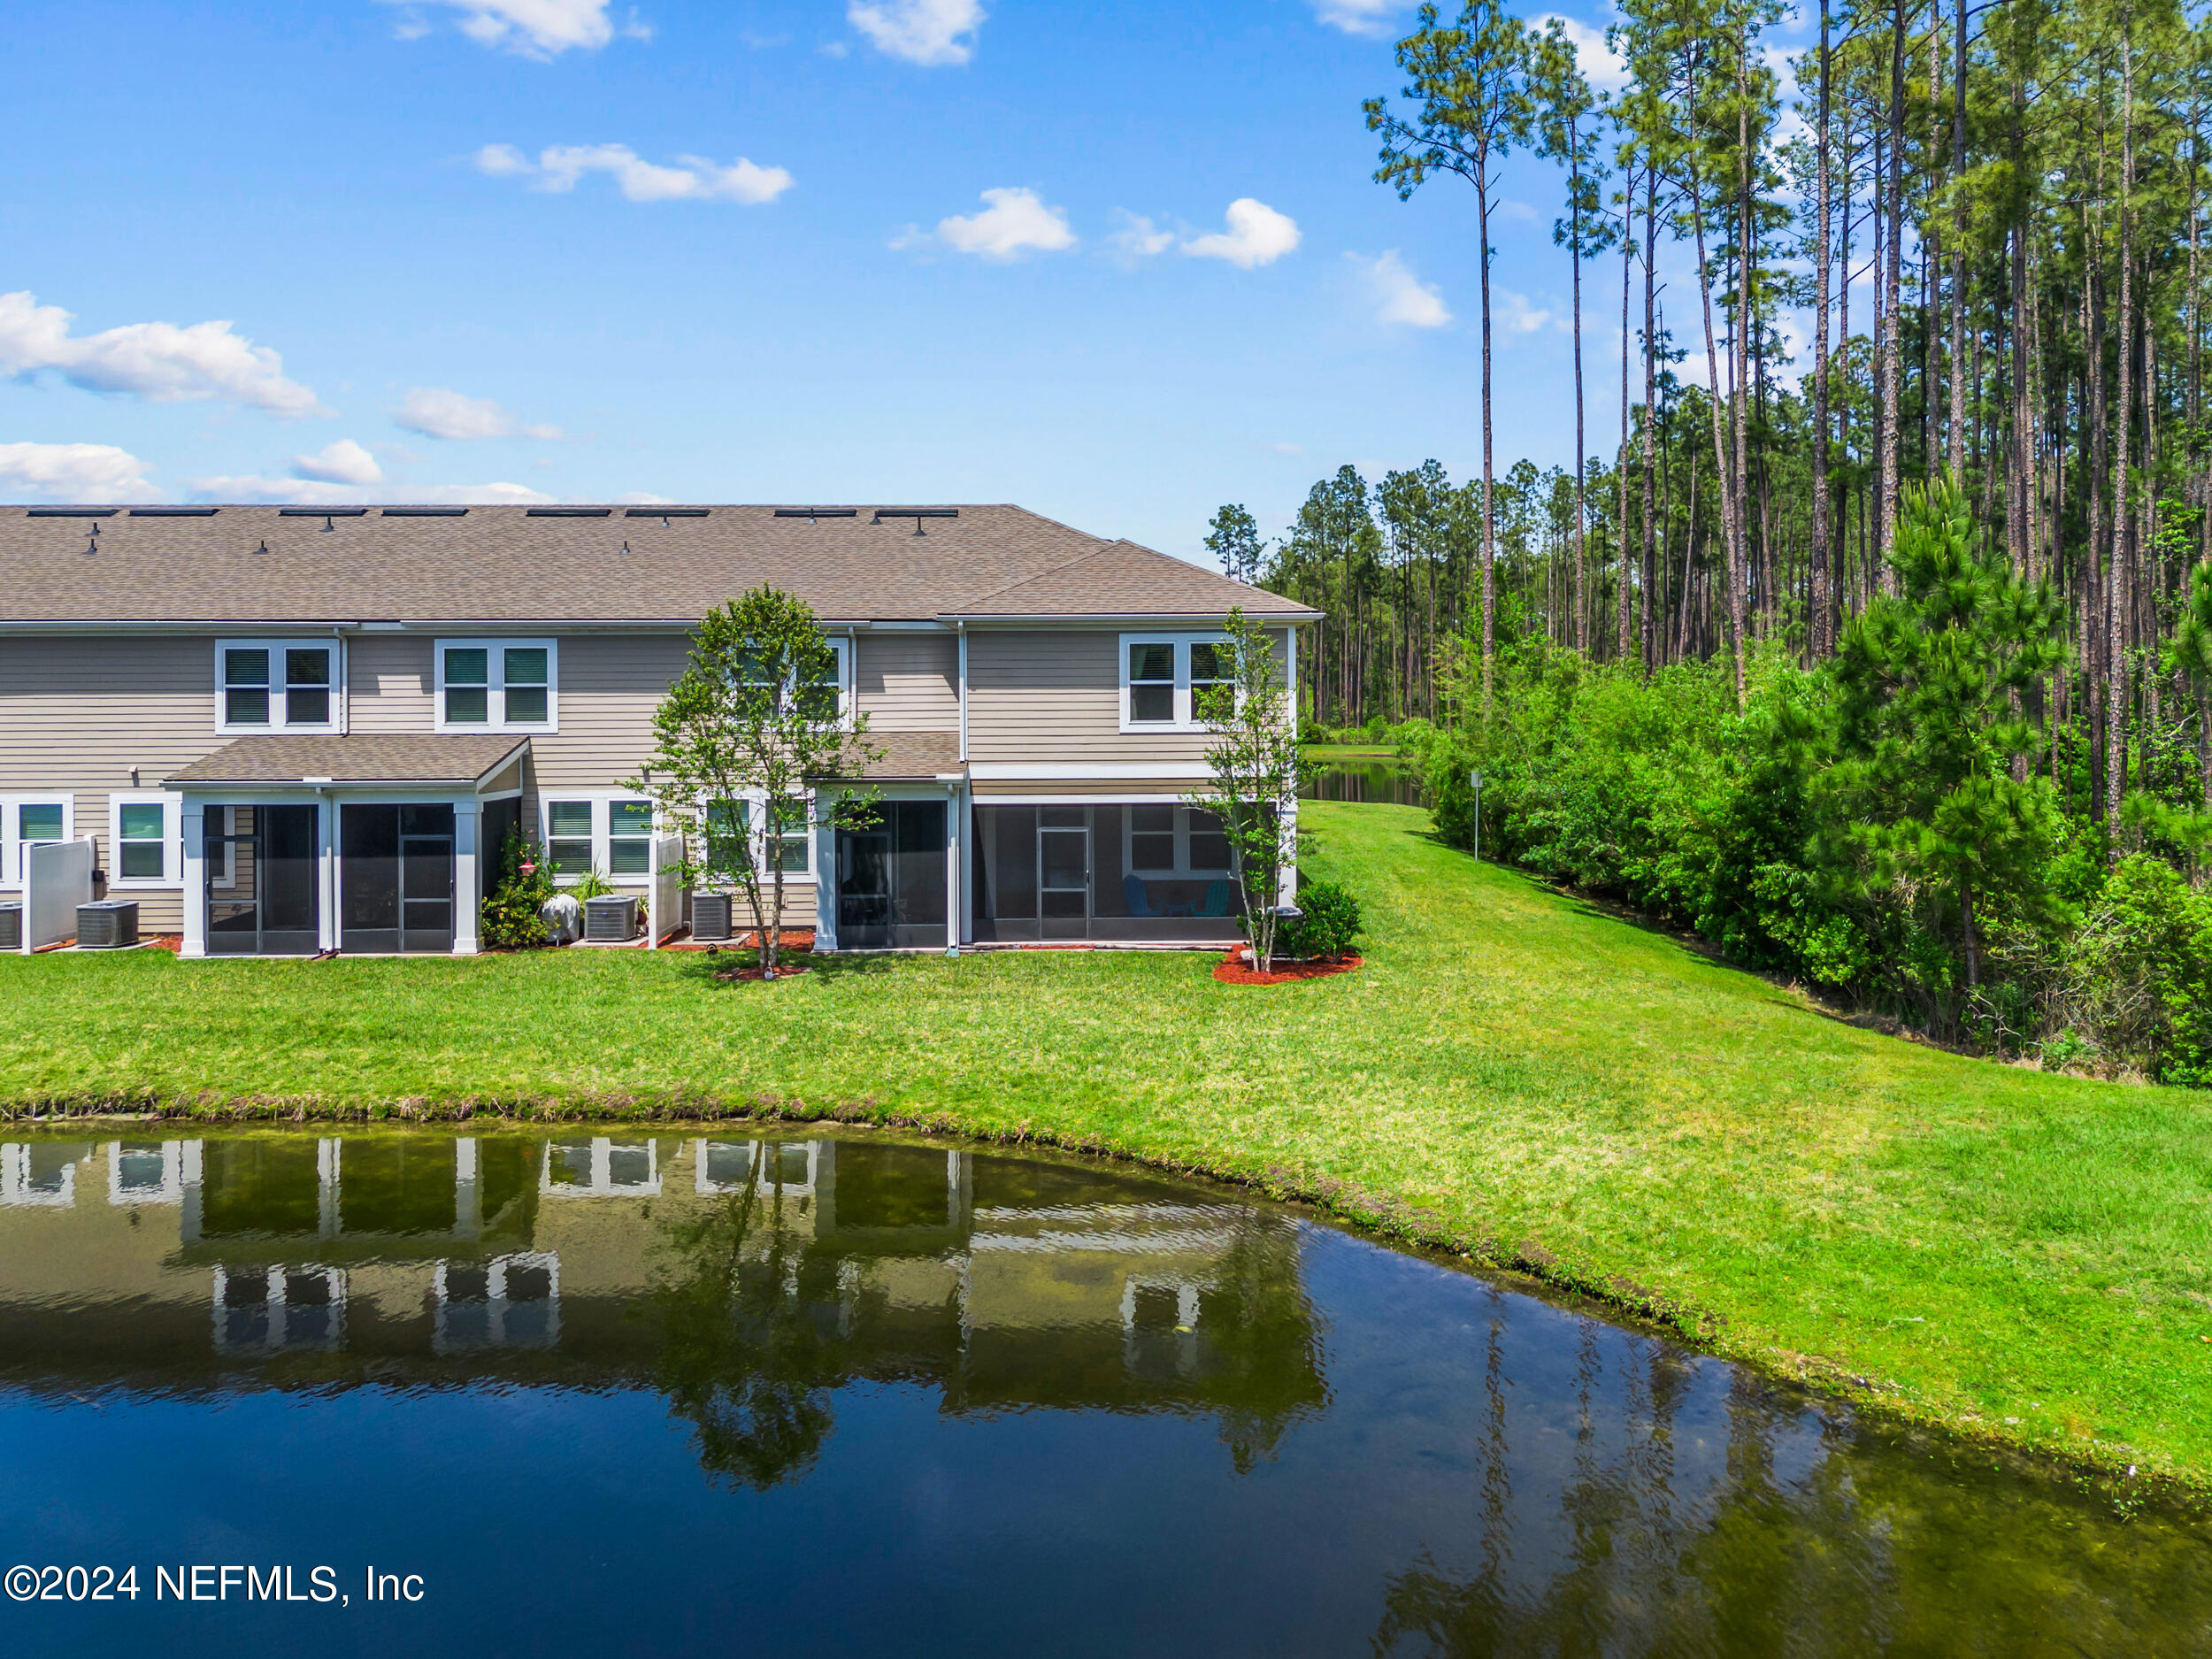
(736, 638, 849, 726)
(216, 640, 337, 733)
(1119, 634, 1234, 733)
(437, 640, 557, 733)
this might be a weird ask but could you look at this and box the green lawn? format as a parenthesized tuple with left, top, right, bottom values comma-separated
(5, 801, 2209, 1488)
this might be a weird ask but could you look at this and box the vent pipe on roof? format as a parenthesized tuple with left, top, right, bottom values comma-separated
(872, 508, 958, 536)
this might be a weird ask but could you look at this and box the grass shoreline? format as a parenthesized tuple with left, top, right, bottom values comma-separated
(5, 802, 2208, 1502)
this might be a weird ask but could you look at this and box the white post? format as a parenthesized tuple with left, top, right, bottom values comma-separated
(945, 782, 960, 956)
(814, 791, 837, 952)
(180, 803, 205, 958)
(956, 780, 974, 949)
(453, 800, 481, 955)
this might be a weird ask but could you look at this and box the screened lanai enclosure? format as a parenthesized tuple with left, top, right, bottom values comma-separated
(970, 803, 1243, 944)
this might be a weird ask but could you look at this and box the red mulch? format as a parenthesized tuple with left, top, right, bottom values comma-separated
(1214, 949, 1363, 987)
(661, 928, 816, 954)
(145, 934, 183, 955)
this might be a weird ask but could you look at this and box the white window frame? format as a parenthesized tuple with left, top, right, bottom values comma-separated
(108, 792, 182, 888)
(736, 636, 851, 730)
(0, 795, 74, 889)
(1118, 633, 1231, 733)
(539, 792, 657, 887)
(435, 637, 559, 734)
(1124, 804, 1234, 878)
(214, 638, 341, 734)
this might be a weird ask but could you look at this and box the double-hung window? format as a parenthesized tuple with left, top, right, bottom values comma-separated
(736, 641, 849, 727)
(542, 795, 655, 884)
(216, 640, 338, 733)
(1125, 805, 1233, 876)
(109, 795, 180, 887)
(2, 797, 72, 887)
(437, 640, 557, 733)
(1119, 635, 1237, 733)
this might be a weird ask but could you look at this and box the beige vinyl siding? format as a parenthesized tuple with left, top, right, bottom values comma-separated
(0, 633, 224, 934)
(345, 633, 435, 732)
(964, 628, 1291, 766)
(856, 634, 958, 732)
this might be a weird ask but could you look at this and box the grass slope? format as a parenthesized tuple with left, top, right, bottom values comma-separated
(4, 802, 2208, 1485)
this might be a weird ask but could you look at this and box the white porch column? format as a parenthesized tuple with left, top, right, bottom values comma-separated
(1279, 795, 1299, 907)
(453, 800, 481, 955)
(944, 781, 961, 957)
(814, 792, 837, 952)
(179, 803, 206, 959)
(956, 780, 973, 949)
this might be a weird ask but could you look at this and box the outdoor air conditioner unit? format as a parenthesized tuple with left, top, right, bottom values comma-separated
(0, 903, 19, 951)
(583, 895, 638, 944)
(691, 892, 733, 942)
(76, 900, 140, 949)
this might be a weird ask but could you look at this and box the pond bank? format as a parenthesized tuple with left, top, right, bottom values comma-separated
(4, 802, 2209, 1499)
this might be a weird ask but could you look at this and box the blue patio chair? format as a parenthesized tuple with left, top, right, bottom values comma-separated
(1123, 872, 1159, 918)
(1200, 879, 1234, 918)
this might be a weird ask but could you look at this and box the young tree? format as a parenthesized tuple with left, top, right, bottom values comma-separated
(630, 587, 881, 979)
(1206, 503, 1267, 585)
(1367, 0, 1533, 717)
(1187, 608, 1306, 972)
(1820, 482, 2070, 994)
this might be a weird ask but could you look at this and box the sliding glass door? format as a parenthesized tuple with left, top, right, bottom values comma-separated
(204, 805, 319, 956)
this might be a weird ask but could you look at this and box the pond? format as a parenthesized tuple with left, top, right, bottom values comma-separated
(1302, 757, 1426, 806)
(2, 1128, 2207, 1656)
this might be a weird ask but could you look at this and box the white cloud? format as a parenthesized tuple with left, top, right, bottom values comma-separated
(1105, 211, 1174, 262)
(0, 291, 324, 417)
(1531, 14, 1630, 93)
(0, 442, 160, 503)
(292, 439, 383, 486)
(849, 0, 983, 65)
(474, 142, 793, 204)
(1499, 289, 1555, 334)
(1267, 442, 1308, 457)
(389, 1, 650, 59)
(395, 387, 563, 442)
(902, 187, 1077, 260)
(1313, 0, 1402, 36)
(186, 476, 557, 505)
(1181, 198, 1301, 268)
(1356, 250, 1452, 328)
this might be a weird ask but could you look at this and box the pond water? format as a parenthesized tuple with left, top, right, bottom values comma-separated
(2, 1128, 2207, 1657)
(1302, 759, 1426, 806)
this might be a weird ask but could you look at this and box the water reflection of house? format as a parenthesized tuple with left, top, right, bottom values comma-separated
(0, 1134, 1324, 1454)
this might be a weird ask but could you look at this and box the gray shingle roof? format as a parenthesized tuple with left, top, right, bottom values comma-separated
(830, 731, 963, 781)
(0, 504, 1312, 626)
(165, 734, 530, 787)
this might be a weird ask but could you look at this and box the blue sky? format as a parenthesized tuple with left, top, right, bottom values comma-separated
(0, 0, 1812, 565)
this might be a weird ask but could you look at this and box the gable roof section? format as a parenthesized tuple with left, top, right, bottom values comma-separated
(938, 539, 1314, 622)
(0, 504, 1310, 626)
(165, 734, 530, 788)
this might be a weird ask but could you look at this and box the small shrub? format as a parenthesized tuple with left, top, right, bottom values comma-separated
(1286, 879, 1363, 960)
(480, 830, 557, 949)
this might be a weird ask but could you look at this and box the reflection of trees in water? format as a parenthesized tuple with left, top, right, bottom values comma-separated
(1370, 1333, 2212, 1658)
(1190, 1220, 1331, 1474)
(649, 1176, 838, 1492)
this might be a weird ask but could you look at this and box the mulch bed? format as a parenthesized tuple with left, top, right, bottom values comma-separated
(1213, 949, 1364, 987)
(662, 929, 816, 954)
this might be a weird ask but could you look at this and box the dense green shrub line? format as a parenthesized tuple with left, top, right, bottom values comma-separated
(1397, 488, 2212, 1083)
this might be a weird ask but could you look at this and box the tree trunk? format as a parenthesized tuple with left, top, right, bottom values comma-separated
(1479, 172, 1497, 717)
(2107, 16, 2134, 855)
(1882, 0, 1906, 568)
(1812, 0, 1833, 660)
